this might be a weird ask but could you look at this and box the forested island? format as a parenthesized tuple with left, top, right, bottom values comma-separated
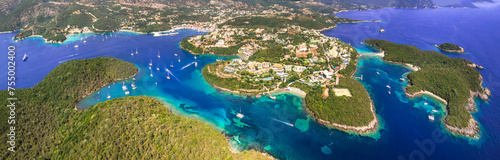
(365, 39, 491, 138)
(436, 43, 465, 53)
(0, 58, 270, 159)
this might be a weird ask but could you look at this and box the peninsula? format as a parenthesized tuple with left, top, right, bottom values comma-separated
(435, 43, 465, 53)
(192, 22, 378, 135)
(0, 58, 270, 159)
(365, 39, 490, 138)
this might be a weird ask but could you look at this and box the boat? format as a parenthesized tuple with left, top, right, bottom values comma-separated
(155, 82, 158, 85)
(150, 70, 153, 77)
(125, 91, 130, 95)
(156, 67, 160, 71)
(379, 29, 385, 33)
(149, 66, 152, 70)
(158, 51, 160, 58)
(256, 94, 262, 98)
(131, 52, 134, 56)
(376, 71, 380, 75)
(399, 78, 405, 82)
(174, 53, 178, 56)
(83, 40, 86, 44)
(178, 56, 181, 62)
(237, 106, 244, 119)
(135, 48, 138, 54)
(170, 61, 174, 68)
(428, 114, 435, 121)
(194, 55, 197, 60)
(167, 73, 171, 79)
(386, 85, 391, 89)
(133, 78, 136, 81)
(149, 59, 153, 66)
(424, 102, 428, 105)
(122, 82, 127, 90)
(107, 95, 111, 99)
(131, 83, 137, 90)
(432, 109, 438, 113)
(74, 45, 79, 48)
(22, 54, 28, 61)
(388, 91, 391, 95)
(237, 113, 244, 119)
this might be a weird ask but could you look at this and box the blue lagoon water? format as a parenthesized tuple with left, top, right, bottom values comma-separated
(1, 2, 500, 159)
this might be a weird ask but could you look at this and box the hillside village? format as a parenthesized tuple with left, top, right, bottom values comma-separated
(196, 24, 358, 95)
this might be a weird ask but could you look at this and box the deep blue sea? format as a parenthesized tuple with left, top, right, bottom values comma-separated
(1, 2, 500, 159)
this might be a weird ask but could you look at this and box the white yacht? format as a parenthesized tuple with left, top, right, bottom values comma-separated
(428, 114, 435, 121)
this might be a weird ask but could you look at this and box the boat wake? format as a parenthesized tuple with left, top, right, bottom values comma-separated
(164, 68, 182, 82)
(271, 118, 294, 127)
(180, 61, 198, 70)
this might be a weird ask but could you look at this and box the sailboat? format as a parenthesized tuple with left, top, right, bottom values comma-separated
(236, 106, 244, 119)
(194, 55, 197, 60)
(149, 59, 153, 66)
(424, 99, 428, 105)
(157, 51, 160, 58)
(135, 48, 138, 54)
(174, 53, 178, 56)
(150, 69, 153, 77)
(170, 61, 174, 68)
(167, 72, 170, 79)
(22, 54, 28, 61)
(178, 56, 181, 62)
(122, 82, 128, 91)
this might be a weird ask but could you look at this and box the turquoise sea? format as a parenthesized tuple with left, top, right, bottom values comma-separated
(1, 2, 500, 159)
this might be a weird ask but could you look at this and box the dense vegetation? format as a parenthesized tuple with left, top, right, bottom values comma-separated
(249, 45, 290, 63)
(202, 61, 262, 91)
(299, 77, 374, 127)
(438, 43, 463, 52)
(181, 37, 204, 54)
(0, 57, 269, 159)
(59, 96, 269, 159)
(365, 39, 482, 128)
(220, 16, 356, 30)
(212, 43, 246, 55)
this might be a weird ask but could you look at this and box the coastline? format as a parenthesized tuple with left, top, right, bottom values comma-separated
(74, 68, 138, 111)
(405, 90, 448, 105)
(305, 101, 379, 135)
(205, 74, 379, 136)
(368, 44, 486, 138)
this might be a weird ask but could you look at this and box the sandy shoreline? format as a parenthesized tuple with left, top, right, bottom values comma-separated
(406, 90, 448, 105)
(206, 75, 379, 135)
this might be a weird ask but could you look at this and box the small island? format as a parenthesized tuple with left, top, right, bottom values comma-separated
(365, 39, 491, 138)
(191, 22, 378, 135)
(435, 43, 465, 53)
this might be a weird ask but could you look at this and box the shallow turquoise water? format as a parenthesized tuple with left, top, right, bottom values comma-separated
(1, 2, 500, 159)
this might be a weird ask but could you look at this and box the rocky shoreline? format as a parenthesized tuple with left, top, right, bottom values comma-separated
(444, 118, 480, 138)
